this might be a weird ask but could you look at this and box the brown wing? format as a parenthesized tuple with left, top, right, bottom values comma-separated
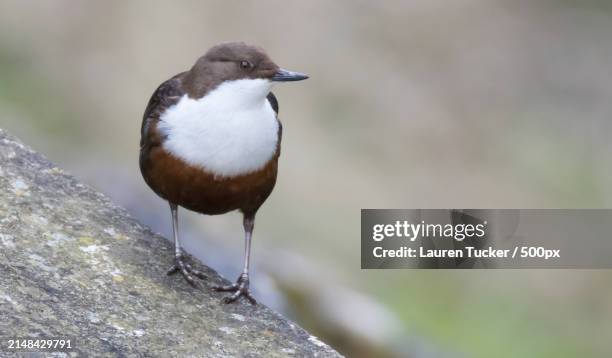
(139, 73, 186, 172)
(140, 72, 186, 146)
(266, 91, 278, 115)
(267, 91, 282, 156)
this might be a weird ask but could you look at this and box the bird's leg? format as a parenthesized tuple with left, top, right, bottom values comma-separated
(213, 214, 257, 304)
(166, 203, 207, 286)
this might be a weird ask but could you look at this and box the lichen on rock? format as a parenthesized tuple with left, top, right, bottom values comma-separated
(0, 128, 341, 357)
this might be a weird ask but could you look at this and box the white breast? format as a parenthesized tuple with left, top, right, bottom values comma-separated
(158, 79, 279, 177)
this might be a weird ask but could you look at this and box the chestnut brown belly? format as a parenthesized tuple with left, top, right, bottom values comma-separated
(141, 147, 278, 215)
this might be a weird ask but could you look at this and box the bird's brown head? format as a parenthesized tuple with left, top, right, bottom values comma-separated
(184, 42, 308, 98)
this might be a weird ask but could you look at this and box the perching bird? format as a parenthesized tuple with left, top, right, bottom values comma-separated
(139, 42, 308, 304)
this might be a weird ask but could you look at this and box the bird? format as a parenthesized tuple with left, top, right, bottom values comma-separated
(139, 42, 308, 304)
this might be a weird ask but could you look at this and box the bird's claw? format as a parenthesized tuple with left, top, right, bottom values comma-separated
(213, 274, 256, 304)
(167, 255, 207, 287)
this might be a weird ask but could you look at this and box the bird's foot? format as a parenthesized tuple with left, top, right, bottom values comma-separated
(213, 273, 256, 305)
(167, 255, 207, 287)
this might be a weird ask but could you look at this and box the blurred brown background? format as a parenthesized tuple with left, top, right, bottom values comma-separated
(1, 1, 611, 357)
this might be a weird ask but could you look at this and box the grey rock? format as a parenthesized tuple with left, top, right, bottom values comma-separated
(0, 128, 341, 358)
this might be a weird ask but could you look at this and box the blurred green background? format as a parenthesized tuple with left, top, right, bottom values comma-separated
(1, 1, 611, 357)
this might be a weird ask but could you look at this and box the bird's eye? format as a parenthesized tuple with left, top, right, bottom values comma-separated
(239, 60, 252, 69)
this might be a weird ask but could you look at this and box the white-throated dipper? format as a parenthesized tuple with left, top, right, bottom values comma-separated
(139, 42, 308, 304)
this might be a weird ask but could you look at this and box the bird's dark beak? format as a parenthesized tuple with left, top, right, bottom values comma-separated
(272, 68, 309, 82)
